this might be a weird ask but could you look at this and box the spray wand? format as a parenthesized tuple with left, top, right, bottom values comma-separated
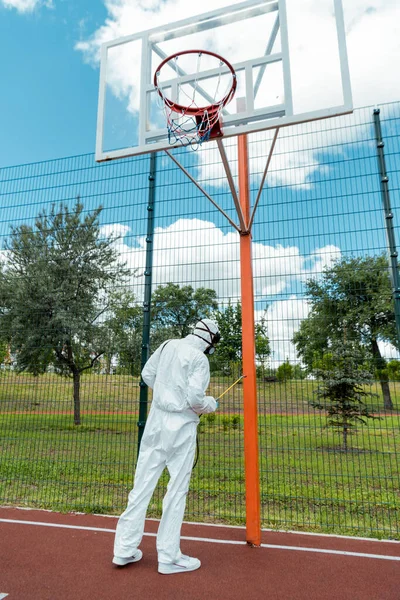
(194, 374, 246, 468)
(216, 374, 246, 404)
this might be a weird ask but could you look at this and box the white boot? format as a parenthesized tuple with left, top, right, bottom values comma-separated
(158, 554, 201, 575)
(112, 549, 143, 566)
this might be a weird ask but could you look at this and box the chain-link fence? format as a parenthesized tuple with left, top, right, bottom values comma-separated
(0, 103, 399, 538)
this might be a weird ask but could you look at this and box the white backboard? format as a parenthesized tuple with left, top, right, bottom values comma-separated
(95, 0, 353, 162)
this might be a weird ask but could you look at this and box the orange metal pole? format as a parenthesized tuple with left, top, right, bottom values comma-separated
(238, 133, 261, 546)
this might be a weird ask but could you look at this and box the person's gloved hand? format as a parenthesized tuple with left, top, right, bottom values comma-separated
(216, 401, 219, 409)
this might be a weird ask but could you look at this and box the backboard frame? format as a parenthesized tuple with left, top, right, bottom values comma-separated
(95, 0, 353, 162)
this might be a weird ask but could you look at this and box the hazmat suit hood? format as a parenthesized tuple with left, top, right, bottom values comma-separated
(188, 319, 220, 354)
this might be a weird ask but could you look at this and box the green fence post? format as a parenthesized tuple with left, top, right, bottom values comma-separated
(137, 152, 157, 457)
(373, 108, 400, 348)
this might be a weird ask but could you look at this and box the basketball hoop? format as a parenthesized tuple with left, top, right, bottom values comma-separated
(154, 50, 237, 149)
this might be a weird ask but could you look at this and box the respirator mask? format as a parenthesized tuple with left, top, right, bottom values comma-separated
(193, 320, 220, 355)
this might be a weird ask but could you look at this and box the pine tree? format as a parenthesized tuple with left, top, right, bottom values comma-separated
(310, 343, 380, 451)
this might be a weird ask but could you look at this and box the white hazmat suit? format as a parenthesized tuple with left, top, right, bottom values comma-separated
(113, 319, 219, 573)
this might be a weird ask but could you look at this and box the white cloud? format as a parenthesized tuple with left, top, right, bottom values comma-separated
(76, 0, 400, 108)
(103, 217, 340, 301)
(100, 223, 130, 243)
(0, 250, 8, 265)
(378, 341, 400, 361)
(76, 0, 399, 187)
(192, 120, 360, 190)
(1, 0, 53, 12)
(300, 245, 342, 279)
(259, 296, 311, 366)
(101, 218, 341, 365)
(35, 219, 400, 366)
(344, 0, 400, 107)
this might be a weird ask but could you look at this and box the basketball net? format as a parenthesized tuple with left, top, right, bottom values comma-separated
(154, 51, 237, 150)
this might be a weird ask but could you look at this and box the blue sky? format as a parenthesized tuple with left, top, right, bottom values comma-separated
(0, 0, 106, 167)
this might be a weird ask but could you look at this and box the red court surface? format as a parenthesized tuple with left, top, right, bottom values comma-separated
(1, 507, 399, 600)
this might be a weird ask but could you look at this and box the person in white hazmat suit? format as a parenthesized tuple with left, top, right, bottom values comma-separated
(113, 319, 220, 574)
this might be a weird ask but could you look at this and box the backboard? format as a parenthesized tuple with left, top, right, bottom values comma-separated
(95, 0, 353, 162)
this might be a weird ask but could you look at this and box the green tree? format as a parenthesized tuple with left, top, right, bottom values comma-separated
(214, 302, 270, 376)
(310, 343, 380, 451)
(293, 255, 397, 409)
(277, 359, 293, 382)
(102, 290, 143, 375)
(255, 311, 270, 374)
(0, 201, 131, 424)
(214, 302, 242, 374)
(0, 266, 14, 369)
(0, 341, 8, 370)
(292, 364, 307, 380)
(386, 359, 400, 381)
(151, 283, 218, 339)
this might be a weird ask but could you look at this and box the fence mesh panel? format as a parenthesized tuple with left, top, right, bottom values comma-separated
(0, 103, 399, 538)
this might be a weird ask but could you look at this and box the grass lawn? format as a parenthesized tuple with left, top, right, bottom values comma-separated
(0, 373, 399, 539)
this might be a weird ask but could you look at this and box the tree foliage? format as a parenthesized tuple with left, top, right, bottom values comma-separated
(102, 290, 143, 376)
(151, 282, 218, 340)
(277, 359, 293, 382)
(386, 359, 400, 381)
(310, 343, 380, 451)
(293, 254, 398, 409)
(213, 302, 270, 375)
(214, 302, 242, 370)
(0, 201, 132, 424)
(255, 312, 270, 371)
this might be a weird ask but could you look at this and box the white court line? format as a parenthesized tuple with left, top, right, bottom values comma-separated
(260, 544, 400, 561)
(4, 506, 399, 544)
(1, 518, 400, 562)
(0, 593, 9, 599)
